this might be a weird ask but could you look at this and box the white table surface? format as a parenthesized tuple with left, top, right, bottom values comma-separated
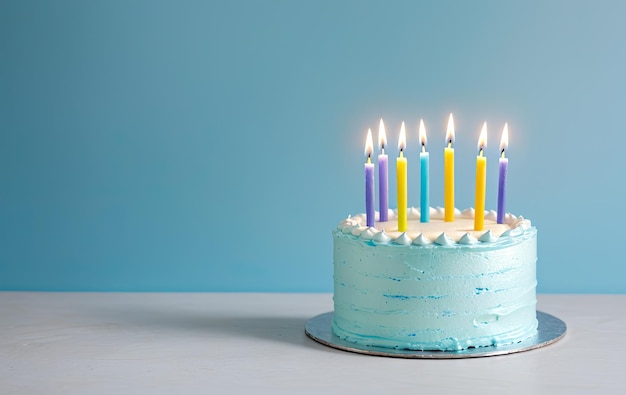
(1, 293, 624, 394)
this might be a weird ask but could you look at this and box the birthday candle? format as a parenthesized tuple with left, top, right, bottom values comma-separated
(378, 119, 388, 222)
(474, 122, 488, 231)
(365, 129, 375, 227)
(444, 114, 455, 222)
(497, 123, 509, 224)
(419, 119, 429, 223)
(397, 122, 407, 232)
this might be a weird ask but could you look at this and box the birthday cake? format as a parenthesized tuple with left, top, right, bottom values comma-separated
(331, 116, 537, 351)
(332, 207, 537, 351)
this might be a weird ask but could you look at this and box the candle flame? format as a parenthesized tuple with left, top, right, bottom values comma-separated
(398, 122, 407, 154)
(446, 113, 455, 147)
(378, 118, 387, 152)
(419, 119, 427, 152)
(477, 122, 487, 155)
(500, 123, 509, 157)
(365, 128, 373, 161)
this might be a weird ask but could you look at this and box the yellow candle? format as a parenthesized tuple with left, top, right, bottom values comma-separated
(444, 113, 455, 222)
(397, 122, 408, 232)
(474, 122, 488, 231)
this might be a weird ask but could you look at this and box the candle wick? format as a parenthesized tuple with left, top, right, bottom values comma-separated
(447, 141, 452, 149)
(399, 148, 404, 158)
(367, 154, 371, 164)
(381, 146, 385, 155)
(421, 143, 426, 153)
(501, 149, 505, 158)
(479, 147, 484, 157)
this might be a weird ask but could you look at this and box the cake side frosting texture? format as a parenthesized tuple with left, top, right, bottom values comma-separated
(332, 208, 538, 351)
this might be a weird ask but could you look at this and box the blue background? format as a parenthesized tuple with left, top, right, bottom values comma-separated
(1, 0, 624, 293)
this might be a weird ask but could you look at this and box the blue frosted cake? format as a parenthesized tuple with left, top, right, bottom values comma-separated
(332, 207, 537, 351)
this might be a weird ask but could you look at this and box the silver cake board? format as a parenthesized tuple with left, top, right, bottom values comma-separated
(305, 311, 566, 359)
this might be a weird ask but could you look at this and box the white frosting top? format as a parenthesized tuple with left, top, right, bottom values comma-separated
(338, 207, 531, 246)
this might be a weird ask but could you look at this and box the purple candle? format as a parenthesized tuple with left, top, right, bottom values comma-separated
(497, 124, 509, 224)
(419, 119, 430, 223)
(365, 129, 375, 227)
(378, 119, 388, 222)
